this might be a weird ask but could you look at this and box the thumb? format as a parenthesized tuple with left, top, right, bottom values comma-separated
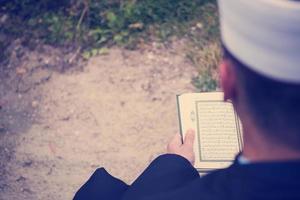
(183, 129, 195, 147)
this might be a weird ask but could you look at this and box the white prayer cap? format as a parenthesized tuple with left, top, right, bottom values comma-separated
(218, 0, 300, 83)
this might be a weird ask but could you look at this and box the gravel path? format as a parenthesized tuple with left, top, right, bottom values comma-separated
(0, 42, 197, 200)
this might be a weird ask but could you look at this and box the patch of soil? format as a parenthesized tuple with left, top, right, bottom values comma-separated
(0, 39, 197, 200)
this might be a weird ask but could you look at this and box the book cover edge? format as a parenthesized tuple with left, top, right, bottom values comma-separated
(176, 94, 184, 144)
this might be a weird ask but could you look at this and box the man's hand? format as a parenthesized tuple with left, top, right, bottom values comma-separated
(167, 129, 195, 165)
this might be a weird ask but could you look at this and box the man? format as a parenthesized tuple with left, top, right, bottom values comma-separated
(74, 0, 300, 199)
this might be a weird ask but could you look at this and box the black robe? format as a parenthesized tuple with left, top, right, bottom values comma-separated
(74, 154, 300, 200)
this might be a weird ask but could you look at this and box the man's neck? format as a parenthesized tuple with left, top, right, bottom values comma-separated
(241, 120, 300, 162)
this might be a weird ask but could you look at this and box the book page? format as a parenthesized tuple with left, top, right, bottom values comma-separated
(177, 92, 242, 171)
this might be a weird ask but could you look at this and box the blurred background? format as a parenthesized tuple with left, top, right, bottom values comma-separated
(0, 0, 219, 199)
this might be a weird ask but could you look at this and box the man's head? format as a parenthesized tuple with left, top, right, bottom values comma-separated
(220, 46, 300, 150)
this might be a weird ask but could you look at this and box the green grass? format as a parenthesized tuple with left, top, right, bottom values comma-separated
(1, 0, 213, 46)
(184, 3, 221, 92)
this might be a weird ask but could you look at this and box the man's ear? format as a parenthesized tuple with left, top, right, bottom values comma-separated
(220, 59, 237, 101)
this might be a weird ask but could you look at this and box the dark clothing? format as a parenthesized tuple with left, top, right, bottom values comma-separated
(74, 154, 300, 200)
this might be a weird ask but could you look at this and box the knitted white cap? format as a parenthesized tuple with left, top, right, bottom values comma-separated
(218, 0, 300, 83)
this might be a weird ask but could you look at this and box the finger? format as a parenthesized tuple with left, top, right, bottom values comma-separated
(184, 129, 195, 147)
(167, 133, 182, 150)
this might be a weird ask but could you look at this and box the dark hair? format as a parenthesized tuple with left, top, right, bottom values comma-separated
(222, 46, 300, 150)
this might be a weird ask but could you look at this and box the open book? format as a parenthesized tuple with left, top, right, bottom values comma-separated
(177, 92, 243, 172)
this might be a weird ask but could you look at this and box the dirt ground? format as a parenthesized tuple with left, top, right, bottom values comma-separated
(0, 39, 198, 200)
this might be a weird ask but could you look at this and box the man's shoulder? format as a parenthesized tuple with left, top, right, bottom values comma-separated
(189, 160, 300, 200)
(191, 166, 238, 197)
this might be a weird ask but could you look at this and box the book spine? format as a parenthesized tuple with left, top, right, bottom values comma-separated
(176, 94, 184, 144)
